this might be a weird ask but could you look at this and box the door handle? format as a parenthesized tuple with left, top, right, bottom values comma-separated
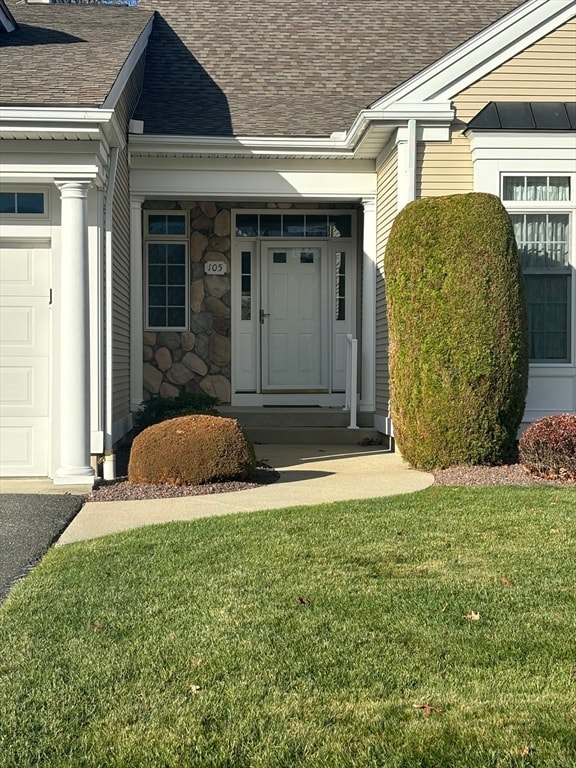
(259, 309, 270, 324)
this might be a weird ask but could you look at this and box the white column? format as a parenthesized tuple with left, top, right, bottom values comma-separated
(360, 196, 377, 412)
(54, 181, 95, 485)
(130, 197, 144, 412)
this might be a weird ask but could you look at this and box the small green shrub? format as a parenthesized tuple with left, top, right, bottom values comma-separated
(519, 414, 576, 481)
(384, 192, 529, 469)
(134, 392, 219, 432)
(128, 414, 256, 486)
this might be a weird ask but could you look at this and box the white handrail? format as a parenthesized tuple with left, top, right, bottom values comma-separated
(344, 334, 359, 429)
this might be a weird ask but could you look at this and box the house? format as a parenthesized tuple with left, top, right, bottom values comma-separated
(0, 0, 574, 485)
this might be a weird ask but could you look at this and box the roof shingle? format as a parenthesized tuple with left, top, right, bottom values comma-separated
(0, 3, 153, 108)
(134, 0, 527, 137)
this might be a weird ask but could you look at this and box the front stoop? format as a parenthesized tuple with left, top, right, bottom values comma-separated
(218, 407, 387, 446)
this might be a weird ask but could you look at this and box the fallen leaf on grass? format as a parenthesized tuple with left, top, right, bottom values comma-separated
(189, 684, 202, 694)
(518, 746, 534, 757)
(500, 576, 513, 586)
(570, 667, 576, 679)
(92, 622, 106, 631)
(413, 703, 442, 716)
(464, 611, 481, 621)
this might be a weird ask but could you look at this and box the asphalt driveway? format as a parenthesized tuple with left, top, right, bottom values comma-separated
(0, 494, 84, 602)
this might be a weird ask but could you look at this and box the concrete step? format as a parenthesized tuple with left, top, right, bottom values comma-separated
(218, 406, 374, 429)
(244, 426, 385, 446)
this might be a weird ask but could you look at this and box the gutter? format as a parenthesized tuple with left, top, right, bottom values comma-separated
(103, 147, 119, 480)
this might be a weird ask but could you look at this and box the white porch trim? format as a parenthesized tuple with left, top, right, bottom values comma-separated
(130, 197, 144, 412)
(360, 196, 376, 412)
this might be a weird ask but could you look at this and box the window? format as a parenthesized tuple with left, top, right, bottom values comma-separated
(503, 175, 572, 362)
(145, 212, 188, 330)
(0, 190, 45, 215)
(235, 212, 353, 239)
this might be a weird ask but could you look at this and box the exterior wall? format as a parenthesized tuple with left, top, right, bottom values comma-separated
(142, 200, 358, 405)
(417, 19, 576, 198)
(110, 53, 147, 427)
(374, 144, 398, 416)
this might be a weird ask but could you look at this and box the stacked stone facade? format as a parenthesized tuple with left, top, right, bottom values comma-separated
(142, 200, 232, 404)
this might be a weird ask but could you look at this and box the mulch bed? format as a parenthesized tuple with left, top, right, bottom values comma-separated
(86, 457, 574, 503)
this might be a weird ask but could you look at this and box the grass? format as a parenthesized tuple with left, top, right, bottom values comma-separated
(1, 486, 575, 767)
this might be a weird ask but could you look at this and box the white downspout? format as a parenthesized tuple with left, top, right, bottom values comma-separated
(103, 147, 119, 480)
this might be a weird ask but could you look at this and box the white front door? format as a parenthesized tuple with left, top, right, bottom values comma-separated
(261, 244, 328, 391)
(0, 244, 51, 476)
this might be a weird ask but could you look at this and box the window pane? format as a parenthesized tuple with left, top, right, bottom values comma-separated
(549, 177, 570, 201)
(241, 276, 251, 293)
(149, 286, 166, 306)
(329, 215, 352, 238)
(149, 265, 166, 285)
(167, 243, 186, 264)
(148, 244, 167, 264)
(167, 308, 186, 327)
(241, 251, 251, 274)
(503, 177, 525, 200)
(0, 193, 16, 213)
(148, 214, 167, 235)
(283, 215, 305, 237)
(167, 265, 185, 284)
(306, 215, 328, 237)
(260, 214, 281, 237)
(236, 214, 258, 237)
(300, 251, 314, 263)
(149, 307, 166, 327)
(273, 252, 287, 264)
(17, 193, 44, 214)
(166, 215, 186, 235)
(167, 286, 185, 305)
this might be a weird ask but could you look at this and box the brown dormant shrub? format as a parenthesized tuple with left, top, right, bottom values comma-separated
(128, 414, 256, 486)
(519, 414, 576, 481)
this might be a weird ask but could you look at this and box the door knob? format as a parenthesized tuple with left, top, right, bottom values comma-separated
(259, 309, 271, 324)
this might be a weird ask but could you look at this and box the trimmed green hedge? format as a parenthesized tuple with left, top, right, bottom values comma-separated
(384, 193, 528, 469)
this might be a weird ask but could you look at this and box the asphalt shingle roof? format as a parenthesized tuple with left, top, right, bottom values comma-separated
(0, 3, 153, 107)
(134, 0, 527, 137)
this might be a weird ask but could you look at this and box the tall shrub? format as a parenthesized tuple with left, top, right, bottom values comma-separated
(384, 193, 528, 469)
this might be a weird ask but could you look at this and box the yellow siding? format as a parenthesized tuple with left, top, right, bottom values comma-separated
(375, 146, 398, 414)
(418, 18, 576, 198)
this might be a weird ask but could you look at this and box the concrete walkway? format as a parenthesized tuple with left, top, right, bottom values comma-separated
(57, 445, 433, 545)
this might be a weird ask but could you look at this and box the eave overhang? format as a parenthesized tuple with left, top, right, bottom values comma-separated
(129, 103, 455, 162)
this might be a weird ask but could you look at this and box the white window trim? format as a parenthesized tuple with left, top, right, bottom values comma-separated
(0, 185, 50, 220)
(143, 210, 189, 332)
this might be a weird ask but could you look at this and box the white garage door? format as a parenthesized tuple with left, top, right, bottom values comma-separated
(0, 244, 51, 476)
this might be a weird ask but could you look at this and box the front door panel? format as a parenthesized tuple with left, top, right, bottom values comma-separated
(261, 245, 327, 391)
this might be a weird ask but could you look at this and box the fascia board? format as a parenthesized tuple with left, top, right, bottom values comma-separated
(0, 107, 115, 124)
(129, 103, 455, 159)
(129, 134, 355, 158)
(371, 0, 576, 109)
(102, 14, 155, 110)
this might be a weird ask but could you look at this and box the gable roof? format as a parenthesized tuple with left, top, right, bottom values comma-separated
(134, 0, 527, 138)
(0, 3, 153, 108)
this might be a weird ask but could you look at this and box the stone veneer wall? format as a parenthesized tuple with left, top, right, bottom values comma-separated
(142, 200, 359, 405)
(143, 200, 233, 404)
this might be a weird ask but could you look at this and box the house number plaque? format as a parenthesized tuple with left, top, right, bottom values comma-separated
(204, 261, 227, 275)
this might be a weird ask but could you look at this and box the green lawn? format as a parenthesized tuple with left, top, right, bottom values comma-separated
(1, 487, 575, 767)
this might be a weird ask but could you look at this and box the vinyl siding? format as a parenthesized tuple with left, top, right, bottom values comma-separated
(110, 54, 146, 425)
(417, 19, 576, 198)
(375, 144, 398, 415)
